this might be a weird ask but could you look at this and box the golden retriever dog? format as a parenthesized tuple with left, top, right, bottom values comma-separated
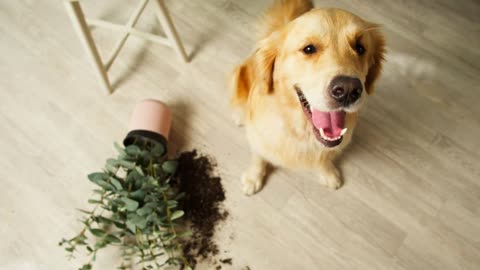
(229, 0, 385, 195)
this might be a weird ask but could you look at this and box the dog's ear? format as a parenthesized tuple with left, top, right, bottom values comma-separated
(365, 28, 386, 95)
(253, 31, 281, 94)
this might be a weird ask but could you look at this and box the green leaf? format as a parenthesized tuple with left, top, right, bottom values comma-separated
(105, 234, 121, 243)
(88, 199, 102, 204)
(65, 247, 74, 252)
(95, 180, 114, 190)
(114, 142, 126, 156)
(161, 160, 178, 174)
(151, 143, 165, 157)
(158, 184, 170, 192)
(170, 210, 184, 220)
(167, 200, 178, 208)
(148, 213, 162, 225)
(75, 235, 87, 242)
(125, 144, 141, 156)
(136, 206, 153, 216)
(106, 158, 118, 167)
(175, 192, 186, 200)
(144, 201, 159, 208)
(88, 172, 107, 182)
(110, 177, 123, 190)
(106, 163, 118, 174)
(163, 234, 176, 242)
(139, 150, 150, 159)
(89, 228, 106, 237)
(76, 239, 87, 246)
(136, 219, 147, 230)
(76, 208, 91, 215)
(135, 166, 144, 176)
(94, 240, 107, 249)
(121, 197, 139, 211)
(130, 190, 145, 201)
(95, 216, 114, 225)
(95, 181, 113, 190)
(129, 214, 148, 229)
(117, 160, 135, 170)
(113, 221, 126, 229)
(126, 220, 136, 233)
(88, 173, 114, 190)
(80, 263, 92, 270)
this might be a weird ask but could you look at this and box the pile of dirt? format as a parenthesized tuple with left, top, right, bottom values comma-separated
(176, 150, 229, 268)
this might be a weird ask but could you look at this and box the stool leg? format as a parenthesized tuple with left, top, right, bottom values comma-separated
(64, 1, 112, 94)
(152, 0, 188, 62)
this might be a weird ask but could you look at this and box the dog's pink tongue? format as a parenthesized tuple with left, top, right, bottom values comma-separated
(311, 110, 345, 137)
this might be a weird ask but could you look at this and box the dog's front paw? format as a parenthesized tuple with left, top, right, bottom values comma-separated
(241, 173, 263, 195)
(231, 109, 244, 126)
(319, 165, 342, 190)
(326, 174, 342, 190)
(232, 114, 243, 126)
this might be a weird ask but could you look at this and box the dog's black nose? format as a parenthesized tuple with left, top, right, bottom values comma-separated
(329, 76, 363, 105)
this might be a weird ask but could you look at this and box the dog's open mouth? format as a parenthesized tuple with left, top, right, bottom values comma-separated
(295, 87, 347, 148)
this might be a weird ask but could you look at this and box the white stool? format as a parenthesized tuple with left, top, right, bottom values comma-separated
(64, 0, 188, 94)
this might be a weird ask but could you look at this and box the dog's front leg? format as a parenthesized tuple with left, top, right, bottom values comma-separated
(241, 154, 268, 195)
(317, 160, 342, 190)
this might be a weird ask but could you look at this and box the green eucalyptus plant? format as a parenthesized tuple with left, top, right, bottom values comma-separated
(60, 140, 192, 270)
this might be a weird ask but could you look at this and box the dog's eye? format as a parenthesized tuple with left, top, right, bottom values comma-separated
(355, 42, 366, 55)
(302, 44, 317, 54)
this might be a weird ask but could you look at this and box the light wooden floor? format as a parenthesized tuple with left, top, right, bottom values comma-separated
(1, 0, 480, 269)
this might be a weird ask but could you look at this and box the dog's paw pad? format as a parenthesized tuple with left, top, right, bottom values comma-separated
(241, 173, 262, 196)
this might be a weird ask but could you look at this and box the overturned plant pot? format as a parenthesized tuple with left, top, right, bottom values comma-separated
(60, 99, 194, 270)
(60, 99, 229, 270)
(124, 99, 172, 151)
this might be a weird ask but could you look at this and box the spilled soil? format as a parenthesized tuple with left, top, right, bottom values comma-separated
(176, 150, 229, 268)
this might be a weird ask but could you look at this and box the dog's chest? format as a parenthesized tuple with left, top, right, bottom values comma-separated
(245, 113, 334, 169)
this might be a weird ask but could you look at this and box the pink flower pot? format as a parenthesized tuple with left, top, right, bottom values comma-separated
(123, 99, 172, 150)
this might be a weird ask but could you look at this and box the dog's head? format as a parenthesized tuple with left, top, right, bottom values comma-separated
(255, 8, 385, 147)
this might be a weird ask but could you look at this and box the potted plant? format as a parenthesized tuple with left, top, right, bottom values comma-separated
(59, 100, 192, 270)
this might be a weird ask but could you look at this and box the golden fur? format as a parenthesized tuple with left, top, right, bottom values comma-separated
(230, 0, 385, 195)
